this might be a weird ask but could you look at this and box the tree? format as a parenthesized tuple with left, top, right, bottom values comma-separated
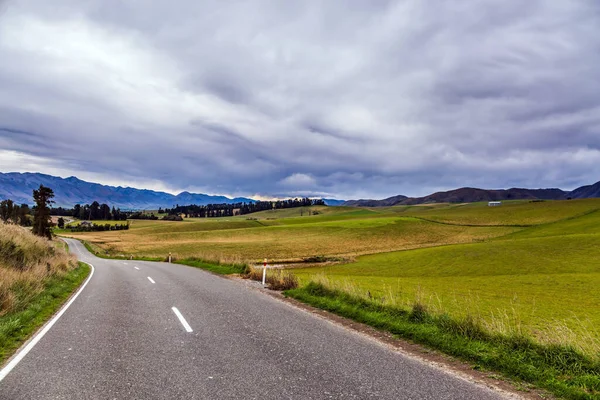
(0, 199, 15, 223)
(32, 185, 55, 239)
(57, 217, 65, 228)
(73, 204, 81, 218)
(19, 204, 31, 226)
(79, 205, 87, 220)
(100, 203, 111, 220)
(90, 201, 100, 220)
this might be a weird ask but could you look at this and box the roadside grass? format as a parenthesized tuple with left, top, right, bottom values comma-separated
(0, 262, 90, 366)
(174, 258, 248, 275)
(245, 266, 299, 290)
(0, 221, 90, 366)
(1, 224, 78, 316)
(78, 239, 249, 275)
(285, 280, 600, 400)
(81, 240, 163, 262)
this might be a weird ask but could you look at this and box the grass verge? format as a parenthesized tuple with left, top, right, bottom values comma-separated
(285, 281, 600, 400)
(81, 241, 163, 262)
(0, 262, 90, 366)
(174, 258, 248, 275)
(79, 239, 247, 275)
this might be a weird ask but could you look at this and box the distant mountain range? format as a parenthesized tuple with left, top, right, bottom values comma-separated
(2, 172, 599, 210)
(342, 182, 600, 207)
(0, 172, 254, 209)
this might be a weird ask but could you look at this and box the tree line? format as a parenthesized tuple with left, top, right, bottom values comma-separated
(2, 186, 130, 238)
(51, 202, 128, 221)
(161, 198, 326, 218)
(51, 202, 183, 221)
(0, 200, 31, 226)
(67, 222, 130, 232)
(2, 188, 329, 239)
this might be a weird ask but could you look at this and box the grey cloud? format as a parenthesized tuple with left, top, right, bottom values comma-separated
(0, 127, 38, 138)
(0, 0, 599, 199)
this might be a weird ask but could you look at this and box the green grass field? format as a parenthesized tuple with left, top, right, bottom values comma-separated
(291, 200, 600, 354)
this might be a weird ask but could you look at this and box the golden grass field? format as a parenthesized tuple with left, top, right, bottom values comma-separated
(63, 206, 524, 262)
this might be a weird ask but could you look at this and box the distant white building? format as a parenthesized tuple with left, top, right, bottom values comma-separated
(488, 201, 502, 207)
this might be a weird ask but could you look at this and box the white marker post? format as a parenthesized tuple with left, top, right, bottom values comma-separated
(168, 252, 172, 263)
(262, 258, 267, 286)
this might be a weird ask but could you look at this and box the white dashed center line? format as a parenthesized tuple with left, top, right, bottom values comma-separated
(172, 307, 193, 333)
(134, 267, 140, 270)
(147, 277, 156, 284)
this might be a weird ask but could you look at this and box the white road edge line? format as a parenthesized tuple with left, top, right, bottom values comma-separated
(172, 307, 193, 333)
(134, 267, 140, 270)
(0, 261, 95, 382)
(147, 277, 155, 284)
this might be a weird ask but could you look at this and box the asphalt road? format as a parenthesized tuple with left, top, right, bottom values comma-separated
(0, 239, 511, 399)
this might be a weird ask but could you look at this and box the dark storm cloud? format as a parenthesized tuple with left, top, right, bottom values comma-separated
(0, 0, 599, 199)
(0, 127, 38, 138)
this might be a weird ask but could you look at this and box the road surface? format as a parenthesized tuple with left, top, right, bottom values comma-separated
(0, 239, 511, 399)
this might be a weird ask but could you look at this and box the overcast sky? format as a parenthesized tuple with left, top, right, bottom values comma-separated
(0, 1, 599, 199)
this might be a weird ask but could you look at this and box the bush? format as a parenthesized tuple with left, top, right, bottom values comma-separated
(244, 266, 299, 290)
(162, 215, 183, 221)
(68, 223, 129, 232)
(267, 270, 299, 290)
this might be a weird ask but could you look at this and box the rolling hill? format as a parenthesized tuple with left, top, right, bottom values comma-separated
(569, 180, 600, 199)
(343, 183, 600, 206)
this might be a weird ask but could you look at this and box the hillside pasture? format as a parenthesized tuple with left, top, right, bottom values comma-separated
(63, 214, 519, 262)
(407, 198, 600, 226)
(292, 204, 600, 354)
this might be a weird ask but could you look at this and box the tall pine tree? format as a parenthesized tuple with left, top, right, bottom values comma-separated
(32, 185, 54, 239)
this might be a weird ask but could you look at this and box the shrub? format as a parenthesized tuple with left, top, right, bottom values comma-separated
(267, 270, 299, 290)
(244, 266, 299, 290)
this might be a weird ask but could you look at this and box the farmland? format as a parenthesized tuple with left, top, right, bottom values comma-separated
(62, 207, 521, 262)
(62, 199, 600, 355)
